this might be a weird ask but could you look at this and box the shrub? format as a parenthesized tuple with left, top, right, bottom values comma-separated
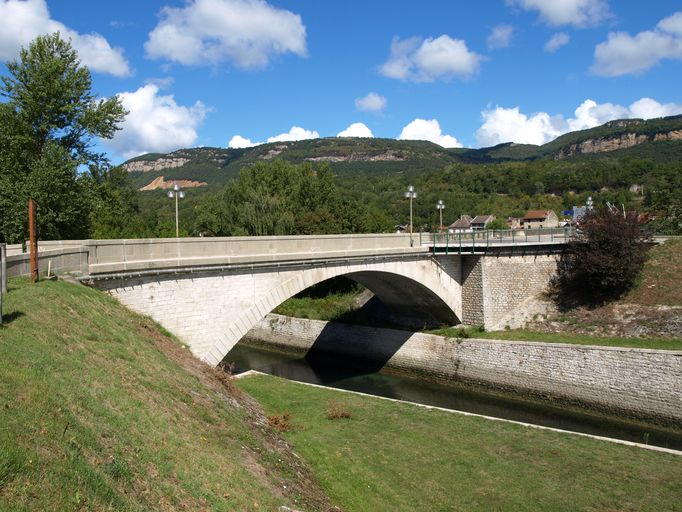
(267, 412, 293, 432)
(326, 401, 352, 420)
(553, 208, 650, 305)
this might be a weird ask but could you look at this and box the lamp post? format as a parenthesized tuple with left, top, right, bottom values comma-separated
(404, 184, 417, 246)
(167, 182, 185, 238)
(436, 199, 445, 232)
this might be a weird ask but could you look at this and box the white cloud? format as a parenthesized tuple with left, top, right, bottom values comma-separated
(591, 12, 682, 76)
(380, 35, 481, 82)
(544, 32, 570, 52)
(145, 0, 307, 69)
(228, 135, 262, 148)
(337, 123, 373, 138)
(355, 92, 387, 112)
(398, 119, 462, 148)
(476, 97, 682, 147)
(506, 0, 611, 27)
(487, 25, 514, 50)
(106, 84, 208, 158)
(477, 107, 565, 146)
(0, 0, 130, 76)
(266, 126, 319, 143)
(629, 97, 682, 119)
(145, 76, 175, 89)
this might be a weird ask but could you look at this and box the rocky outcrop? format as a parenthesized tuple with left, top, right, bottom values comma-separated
(305, 150, 408, 163)
(139, 176, 208, 191)
(259, 145, 288, 160)
(123, 157, 190, 172)
(555, 130, 682, 159)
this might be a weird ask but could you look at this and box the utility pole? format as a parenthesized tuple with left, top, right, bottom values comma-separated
(28, 198, 38, 283)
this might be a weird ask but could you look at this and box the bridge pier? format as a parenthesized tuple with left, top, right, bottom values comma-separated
(459, 251, 560, 330)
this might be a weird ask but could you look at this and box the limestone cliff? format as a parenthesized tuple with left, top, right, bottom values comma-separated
(304, 150, 408, 162)
(555, 130, 682, 159)
(123, 157, 190, 172)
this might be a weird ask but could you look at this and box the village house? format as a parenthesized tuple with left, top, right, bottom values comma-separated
(522, 210, 559, 229)
(470, 215, 495, 231)
(448, 215, 473, 233)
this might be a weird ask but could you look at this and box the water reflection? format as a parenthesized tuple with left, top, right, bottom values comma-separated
(225, 343, 682, 451)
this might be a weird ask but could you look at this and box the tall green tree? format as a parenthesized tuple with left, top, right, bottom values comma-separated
(0, 33, 127, 243)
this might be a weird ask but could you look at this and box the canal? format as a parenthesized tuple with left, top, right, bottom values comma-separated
(225, 342, 682, 451)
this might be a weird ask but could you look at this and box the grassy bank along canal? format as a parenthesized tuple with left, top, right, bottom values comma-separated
(226, 340, 682, 451)
(236, 373, 682, 512)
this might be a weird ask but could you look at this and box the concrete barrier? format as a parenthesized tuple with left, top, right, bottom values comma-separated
(7, 247, 89, 278)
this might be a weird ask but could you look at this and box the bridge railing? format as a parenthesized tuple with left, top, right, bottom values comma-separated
(421, 227, 574, 254)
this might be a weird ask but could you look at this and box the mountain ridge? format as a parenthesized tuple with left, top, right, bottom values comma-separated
(121, 115, 682, 191)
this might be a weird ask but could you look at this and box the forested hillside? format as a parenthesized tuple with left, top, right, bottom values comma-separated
(108, 115, 682, 239)
(123, 115, 682, 191)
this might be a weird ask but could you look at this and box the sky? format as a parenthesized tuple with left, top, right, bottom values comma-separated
(1, 0, 681, 163)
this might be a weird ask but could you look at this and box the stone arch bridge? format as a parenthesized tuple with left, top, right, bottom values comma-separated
(54, 232, 568, 365)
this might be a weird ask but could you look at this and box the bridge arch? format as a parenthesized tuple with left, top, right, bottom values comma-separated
(99, 257, 462, 365)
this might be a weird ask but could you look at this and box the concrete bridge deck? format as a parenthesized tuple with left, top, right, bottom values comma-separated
(3, 231, 569, 364)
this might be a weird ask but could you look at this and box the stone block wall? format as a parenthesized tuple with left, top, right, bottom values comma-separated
(481, 253, 559, 330)
(460, 255, 483, 326)
(243, 314, 682, 427)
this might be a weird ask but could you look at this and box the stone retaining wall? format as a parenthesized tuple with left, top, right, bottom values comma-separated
(243, 314, 682, 427)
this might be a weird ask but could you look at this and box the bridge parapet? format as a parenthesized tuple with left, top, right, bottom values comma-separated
(79, 233, 425, 276)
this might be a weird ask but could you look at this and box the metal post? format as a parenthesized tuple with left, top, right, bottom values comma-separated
(28, 198, 38, 283)
(409, 195, 413, 247)
(173, 192, 179, 238)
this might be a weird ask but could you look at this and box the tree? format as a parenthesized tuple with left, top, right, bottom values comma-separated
(0, 33, 127, 243)
(552, 208, 650, 305)
(194, 160, 371, 237)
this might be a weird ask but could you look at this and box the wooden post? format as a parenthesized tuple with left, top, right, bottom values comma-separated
(0, 242, 5, 324)
(28, 198, 38, 283)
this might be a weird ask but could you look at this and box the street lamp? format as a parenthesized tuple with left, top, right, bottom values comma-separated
(586, 196, 594, 211)
(167, 182, 185, 238)
(436, 199, 445, 232)
(404, 184, 417, 246)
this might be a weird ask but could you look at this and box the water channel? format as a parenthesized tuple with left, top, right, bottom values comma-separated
(225, 342, 682, 452)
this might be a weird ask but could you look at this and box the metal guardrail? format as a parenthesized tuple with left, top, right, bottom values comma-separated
(420, 227, 575, 254)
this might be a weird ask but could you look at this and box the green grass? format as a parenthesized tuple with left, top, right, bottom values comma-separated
(428, 326, 682, 350)
(238, 374, 682, 512)
(0, 278, 331, 511)
(274, 290, 361, 321)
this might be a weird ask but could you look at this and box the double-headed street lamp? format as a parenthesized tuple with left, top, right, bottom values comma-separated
(436, 199, 445, 232)
(404, 184, 417, 246)
(167, 182, 185, 238)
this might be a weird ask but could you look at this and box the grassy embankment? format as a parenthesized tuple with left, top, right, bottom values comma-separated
(276, 240, 682, 350)
(1, 277, 681, 511)
(0, 278, 334, 511)
(238, 374, 682, 512)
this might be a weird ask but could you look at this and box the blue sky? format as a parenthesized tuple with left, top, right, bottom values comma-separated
(1, 0, 681, 163)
